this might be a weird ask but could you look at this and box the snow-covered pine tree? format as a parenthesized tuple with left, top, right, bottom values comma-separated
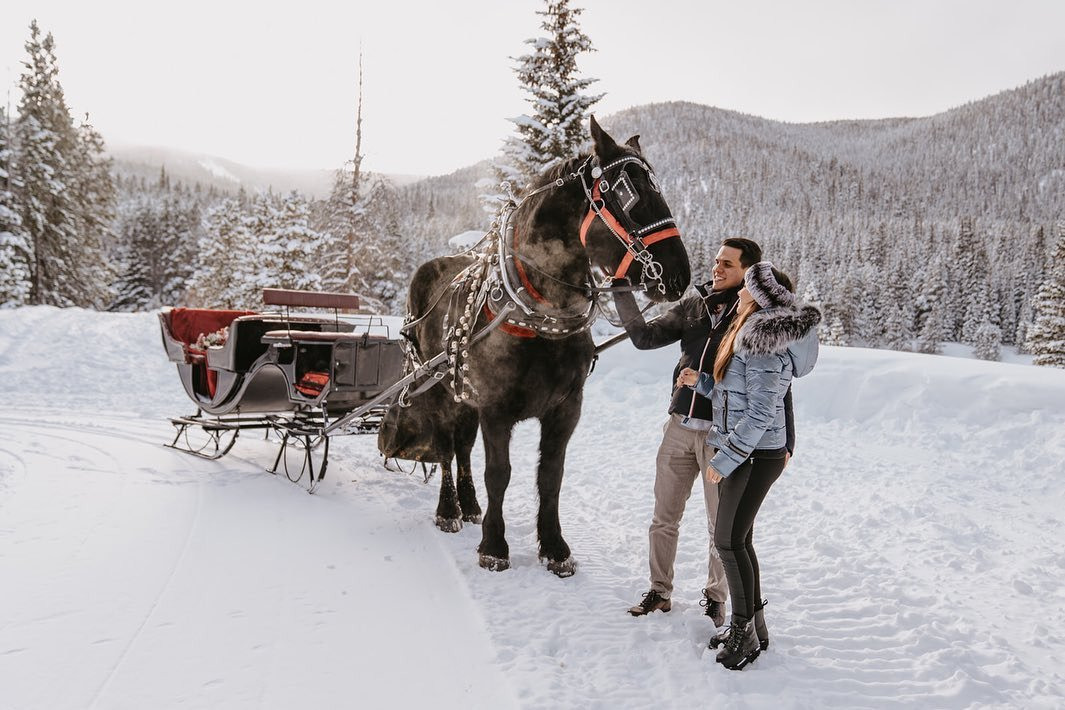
(187, 198, 257, 309)
(495, 0, 603, 192)
(1027, 222, 1065, 368)
(882, 275, 914, 351)
(318, 55, 367, 294)
(356, 176, 407, 313)
(801, 279, 834, 344)
(158, 185, 201, 306)
(110, 196, 158, 310)
(915, 257, 950, 354)
(952, 217, 987, 343)
(262, 191, 323, 293)
(973, 321, 1002, 361)
(319, 168, 367, 292)
(1014, 224, 1048, 354)
(68, 117, 116, 308)
(823, 315, 849, 347)
(15, 22, 114, 308)
(16, 21, 79, 306)
(0, 104, 31, 307)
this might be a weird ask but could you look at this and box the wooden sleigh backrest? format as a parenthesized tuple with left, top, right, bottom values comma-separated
(262, 288, 360, 310)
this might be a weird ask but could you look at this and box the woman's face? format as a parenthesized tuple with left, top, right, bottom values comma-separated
(738, 286, 755, 309)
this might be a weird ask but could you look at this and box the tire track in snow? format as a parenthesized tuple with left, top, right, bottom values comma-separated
(86, 476, 204, 710)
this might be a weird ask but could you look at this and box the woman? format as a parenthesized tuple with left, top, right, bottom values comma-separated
(677, 261, 820, 671)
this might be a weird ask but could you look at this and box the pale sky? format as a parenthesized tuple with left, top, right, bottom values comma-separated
(2, 0, 1064, 176)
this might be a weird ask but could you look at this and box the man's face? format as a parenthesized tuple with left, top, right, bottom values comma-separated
(712, 245, 746, 290)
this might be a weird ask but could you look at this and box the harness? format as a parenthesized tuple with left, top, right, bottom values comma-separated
(400, 151, 684, 403)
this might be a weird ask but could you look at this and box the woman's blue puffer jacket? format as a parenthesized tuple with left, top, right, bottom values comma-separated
(694, 303, 821, 477)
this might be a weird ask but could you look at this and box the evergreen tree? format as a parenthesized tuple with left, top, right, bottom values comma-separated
(69, 118, 116, 308)
(16, 21, 78, 305)
(973, 322, 1002, 361)
(187, 198, 258, 309)
(496, 0, 603, 191)
(0, 105, 31, 306)
(262, 191, 323, 292)
(915, 257, 950, 354)
(822, 315, 850, 347)
(319, 54, 367, 294)
(882, 276, 914, 351)
(110, 197, 157, 310)
(1028, 223, 1065, 368)
(14, 21, 114, 307)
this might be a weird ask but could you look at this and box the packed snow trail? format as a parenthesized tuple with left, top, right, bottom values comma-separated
(1, 307, 1063, 709)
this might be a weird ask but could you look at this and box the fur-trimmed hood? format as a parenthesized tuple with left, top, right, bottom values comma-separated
(736, 304, 821, 377)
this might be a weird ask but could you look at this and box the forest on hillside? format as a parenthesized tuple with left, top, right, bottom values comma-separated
(2, 18, 1063, 364)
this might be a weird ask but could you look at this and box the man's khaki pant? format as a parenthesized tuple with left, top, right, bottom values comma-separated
(648, 413, 728, 602)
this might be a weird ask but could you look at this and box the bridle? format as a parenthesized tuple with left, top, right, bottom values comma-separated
(577, 155, 682, 292)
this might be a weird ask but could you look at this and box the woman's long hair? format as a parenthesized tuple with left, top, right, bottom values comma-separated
(713, 267, 794, 382)
(713, 300, 759, 382)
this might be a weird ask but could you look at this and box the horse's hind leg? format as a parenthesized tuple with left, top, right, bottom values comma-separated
(536, 394, 582, 577)
(435, 461, 463, 533)
(477, 413, 513, 571)
(455, 409, 481, 524)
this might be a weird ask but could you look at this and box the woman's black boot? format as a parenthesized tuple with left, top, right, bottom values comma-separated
(709, 599, 769, 651)
(753, 598, 769, 651)
(716, 618, 761, 670)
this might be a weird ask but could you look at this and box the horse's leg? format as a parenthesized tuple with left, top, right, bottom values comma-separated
(536, 394, 582, 577)
(477, 413, 513, 571)
(435, 460, 463, 533)
(455, 408, 481, 524)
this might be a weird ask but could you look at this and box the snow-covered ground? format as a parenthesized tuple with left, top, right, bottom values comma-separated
(1, 306, 1063, 709)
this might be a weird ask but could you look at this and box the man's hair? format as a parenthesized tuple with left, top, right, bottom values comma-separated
(720, 238, 762, 268)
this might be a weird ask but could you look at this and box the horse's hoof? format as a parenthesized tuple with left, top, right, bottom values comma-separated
(462, 513, 482, 524)
(435, 516, 462, 533)
(478, 553, 510, 572)
(545, 556, 577, 578)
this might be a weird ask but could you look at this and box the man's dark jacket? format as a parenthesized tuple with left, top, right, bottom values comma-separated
(614, 282, 795, 453)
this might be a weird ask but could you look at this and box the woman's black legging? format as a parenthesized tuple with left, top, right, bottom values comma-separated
(714, 455, 786, 622)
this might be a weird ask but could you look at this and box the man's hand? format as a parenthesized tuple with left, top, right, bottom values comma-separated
(783, 452, 791, 469)
(676, 367, 698, 388)
(706, 465, 723, 484)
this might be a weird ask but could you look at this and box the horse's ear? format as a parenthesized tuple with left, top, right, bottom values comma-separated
(590, 115, 619, 158)
(625, 135, 642, 153)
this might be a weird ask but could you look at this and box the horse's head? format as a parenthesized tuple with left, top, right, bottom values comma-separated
(580, 116, 691, 302)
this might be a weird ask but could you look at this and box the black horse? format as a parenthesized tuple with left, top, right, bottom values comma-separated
(386, 117, 690, 576)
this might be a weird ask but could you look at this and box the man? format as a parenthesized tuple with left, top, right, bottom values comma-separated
(616, 238, 793, 626)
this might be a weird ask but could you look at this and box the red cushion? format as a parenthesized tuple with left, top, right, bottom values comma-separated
(168, 308, 257, 347)
(295, 371, 330, 397)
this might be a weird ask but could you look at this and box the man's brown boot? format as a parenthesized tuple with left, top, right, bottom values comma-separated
(628, 589, 672, 616)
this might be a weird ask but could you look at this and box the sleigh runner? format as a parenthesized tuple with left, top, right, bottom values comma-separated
(160, 287, 408, 491)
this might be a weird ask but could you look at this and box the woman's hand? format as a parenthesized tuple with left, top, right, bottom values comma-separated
(706, 465, 723, 484)
(676, 367, 698, 388)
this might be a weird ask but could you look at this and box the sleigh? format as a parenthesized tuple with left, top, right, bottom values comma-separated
(160, 288, 410, 491)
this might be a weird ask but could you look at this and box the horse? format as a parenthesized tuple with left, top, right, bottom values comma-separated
(384, 116, 691, 576)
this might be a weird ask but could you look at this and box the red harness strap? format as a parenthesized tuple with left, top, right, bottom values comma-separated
(483, 302, 537, 338)
(511, 226, 547, 303)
